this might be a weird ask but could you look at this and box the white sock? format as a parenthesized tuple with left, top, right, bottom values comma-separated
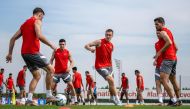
(158, 94, 163, 103)
(136, 100, 139, 104)
(82, 98, 85, 102)
(141, 100, 144, 104)
(27, 93, 33, 101)
(46, 90, 53, 97)
(74, 96, 77, 102)
(115, 95, 120, 102)
(71, 96, 77, 103)
(110, 96, 115, 100)
(171, 98, 177, 103)
(127, 100, 129, 104)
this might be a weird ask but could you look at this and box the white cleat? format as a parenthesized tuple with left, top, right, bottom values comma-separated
(116, 100, 122, 106)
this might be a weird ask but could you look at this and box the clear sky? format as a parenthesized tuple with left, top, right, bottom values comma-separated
(0, 0, 190, 93)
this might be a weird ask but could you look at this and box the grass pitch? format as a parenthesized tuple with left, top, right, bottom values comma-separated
(0, 105, 190, 109)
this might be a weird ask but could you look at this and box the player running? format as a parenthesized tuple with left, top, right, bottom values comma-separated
(120, 73, 129, 104)
(93, 82, 97, 105)
(153, 31, 164, 105)
(6, 7, 57, 105)
(154, 17, 181, 106)
(16, 65, 27, 103)
(72, 67, 85, 105)
(135, 70, 144, 105)
(85, 71, 95, 105)
(6, 73, 16, 102)
(0, 68, 5, 98)
(50, 39, 77, 104)
(85, 29, 122, 105)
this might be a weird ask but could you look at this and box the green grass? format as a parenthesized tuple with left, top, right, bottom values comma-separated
(1, 105, 190, 109)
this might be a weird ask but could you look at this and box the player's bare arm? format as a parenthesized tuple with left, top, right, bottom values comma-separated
(50, 51, 55, 65)
(6, 29, 22, 63)
(84, 40, 101, 53)
(72, 75, 75, 83)
(35, 20, 57, 51)
(154, 31, 172, 60)
(85, 81, 88, 91)
(137, 78, 142, 91)
(66, 53, 74, 73)
(174, 42, 178, 52)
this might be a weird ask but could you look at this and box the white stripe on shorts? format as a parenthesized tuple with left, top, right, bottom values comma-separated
(155, 73, 160, 77)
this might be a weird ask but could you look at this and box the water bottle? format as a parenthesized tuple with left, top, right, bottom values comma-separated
(1, 97, 6, 105)
(43, 98, 46, 105)
(38, 98, 41, 105)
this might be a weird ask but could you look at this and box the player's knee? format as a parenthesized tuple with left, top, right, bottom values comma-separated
(107, 79, 114, 86)
(159, 75, 165, 83)
(46, 65, 55, 74)
(67, 82, 74, 88)
(34, 74, 41, 81)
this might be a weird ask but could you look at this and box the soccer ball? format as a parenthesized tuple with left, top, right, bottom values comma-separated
(55, 94, 67, 106)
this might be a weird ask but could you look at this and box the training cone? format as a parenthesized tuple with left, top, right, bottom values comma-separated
(59, 107, 70, 109)
(124, 104, 134, 108)
(12, 89, 16, 105)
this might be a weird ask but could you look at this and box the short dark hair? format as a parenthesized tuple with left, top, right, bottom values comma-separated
(9, 73, 12, 75)
(59, 39, 66, 43)
(154, 17, 165, 24)
(122, 73, 125, 75)
(23, 65, 27, 68)
(33, 7, 45, 15)
(0, 68, 4, 71)
(106, 29, 114, 33)
(135, 70, 140, 74)
(85, 71, 89, 74)
(72, 67, 77, 71)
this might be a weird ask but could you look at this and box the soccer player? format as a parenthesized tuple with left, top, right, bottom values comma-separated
(0, 68, 4, 98)
(72, 67, 85, 105)
(6, 73, 16, 100)
(135, 70, 144, 105)
(6, 7, 57, 105)
(16, 65, 27, 102)
(85, 29, 122, 105)
(120, 73, 129, 104)
(154, 17, 181, 106)
(50, 39, 77, 104)
(153, 31, 164, 105)
(93, 82, 97, 105)
(85, 71, 95, 105)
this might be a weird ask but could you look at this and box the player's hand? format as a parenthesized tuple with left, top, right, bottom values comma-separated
(51, 44, 57, 51)
(153, 60, 157, 66)
(66, 68, 70, 73)
(90, 48, 95, 53)
(6, 54, 12, 63)
(154, 51, 161, 60)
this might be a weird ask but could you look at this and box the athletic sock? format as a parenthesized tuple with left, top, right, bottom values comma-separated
(27, 93, 33, 101)
(158, 94, 163, 103)
(74, 96, 78, 102)
(136, 100, 139, 104)
(71, 96, 77, 103)
(171, 98, 177, 103)
(127, 100, 129, 104)
(46, 90, 53, 97)
(115, 95, 120, 102)
(110, 96, 115, 100)
(82, 97, 85, 102)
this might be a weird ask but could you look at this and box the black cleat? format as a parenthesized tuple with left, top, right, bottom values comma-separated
(167, 99, 177, 107)
(177, 100, 182, 106)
